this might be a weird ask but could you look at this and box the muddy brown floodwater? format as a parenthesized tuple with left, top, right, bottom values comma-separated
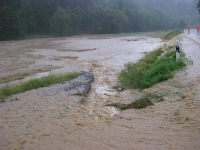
(0, 32, 199, 150)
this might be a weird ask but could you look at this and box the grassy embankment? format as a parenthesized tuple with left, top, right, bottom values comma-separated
(108, 30, 187, 110)
(162, 29, 183, 40)
(119, 46, 186, 89)
(119, 30, 185, 90)
(0, 72, 80, 102)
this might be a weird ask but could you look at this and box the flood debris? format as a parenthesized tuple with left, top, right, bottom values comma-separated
(37, 71, 94, 97)
(68, 71, 94, 96)
(112, 85, 124, 92)
(106, 97, 154, 110)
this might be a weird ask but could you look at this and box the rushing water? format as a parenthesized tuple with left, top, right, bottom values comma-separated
(0, 32, 199, 150)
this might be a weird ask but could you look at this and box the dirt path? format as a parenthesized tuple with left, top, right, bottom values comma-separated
(0, 32, 199, 150)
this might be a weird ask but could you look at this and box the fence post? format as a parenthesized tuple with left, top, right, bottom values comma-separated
(176, 44, 180, 61)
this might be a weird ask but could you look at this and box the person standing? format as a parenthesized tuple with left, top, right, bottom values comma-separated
(187, 25, 190, 34)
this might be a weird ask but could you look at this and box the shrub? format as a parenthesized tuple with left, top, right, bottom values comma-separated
(119, 48, 163, 89)
(119, 49, 186, 89)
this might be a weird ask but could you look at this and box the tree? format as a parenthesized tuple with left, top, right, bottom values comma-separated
(20, 3, 37, 34)
(102, 8, 127, 33)
(0, 6, 26, 40)
(50, 7, 73, 36)
(31, 0, 52, 34)
(85, 4, 105, 33)
(70, 7, 85, 34)
(198, 0, 200, 14)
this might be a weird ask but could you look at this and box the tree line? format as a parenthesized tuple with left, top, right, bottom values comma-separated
(0, 0, 195, 40)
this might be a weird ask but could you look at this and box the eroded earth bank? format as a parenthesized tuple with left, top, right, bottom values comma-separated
(0, 31, 199, 150)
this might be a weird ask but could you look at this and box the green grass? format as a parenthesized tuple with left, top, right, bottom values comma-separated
(119, 48, 186, 89)
(0, 72, 80, 102)
(162, 29, 183, 40)
(119, 48, 163, 89)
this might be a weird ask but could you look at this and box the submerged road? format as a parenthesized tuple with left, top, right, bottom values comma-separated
(185, 29, 200, 45)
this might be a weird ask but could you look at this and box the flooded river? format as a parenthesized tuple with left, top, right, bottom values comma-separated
(0, 32, 199, 150)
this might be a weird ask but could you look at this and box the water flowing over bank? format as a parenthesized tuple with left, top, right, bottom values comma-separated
(0, 32, 199, 150)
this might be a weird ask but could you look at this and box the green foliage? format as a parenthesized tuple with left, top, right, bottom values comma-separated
(119, 48, 163, 89)
(119, 48, 187, 89)
(103, 8, 128, 33)
(20, 3, 37, 34)
(85, 5, 127, 34)
(141, 51, 186, 88)
(0, 6, 26, 40)
(162, 30, 182, 41)
(0, 72, 80, 101)
(70, 7, 85, 34)
(0, 0, 180, 39)
(85, 4, 105, 33)
(0, 0, 197, 39)
(50, 7, 73, 36)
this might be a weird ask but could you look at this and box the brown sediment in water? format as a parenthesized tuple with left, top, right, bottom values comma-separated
(0, 32, 199, 150)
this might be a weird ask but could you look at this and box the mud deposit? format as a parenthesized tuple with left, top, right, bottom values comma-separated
(0, 32, 199, 150)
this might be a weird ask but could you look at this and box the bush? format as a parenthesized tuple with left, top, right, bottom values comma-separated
(119, 49, 186, 89)
(141, 51, 186, 88)
(119, 48, 163, 89)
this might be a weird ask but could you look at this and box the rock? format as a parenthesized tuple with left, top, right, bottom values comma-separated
(37, 72, 94, 97)
(66, 72, 94, 95)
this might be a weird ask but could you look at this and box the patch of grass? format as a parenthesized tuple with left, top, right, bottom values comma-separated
(119, 48, 187, 89)
(119, 48, 163, 89)
(162, 29, 183, 40)
(106, 97, 154, 110)
(141, 51, 186, 88)
(0, 72, 80, 102)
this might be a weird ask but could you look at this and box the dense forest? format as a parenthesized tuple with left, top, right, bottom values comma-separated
(0, 0, 199, 40)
